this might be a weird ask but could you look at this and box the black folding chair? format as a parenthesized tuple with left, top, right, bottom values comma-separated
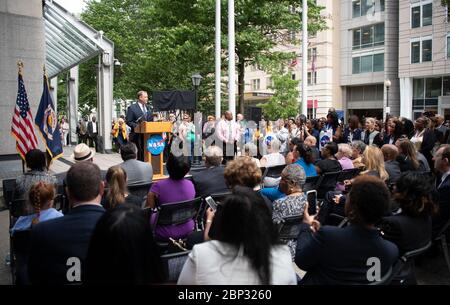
(303, 175, 320, 192)
(434, 219, 450, 274)
(160, 250, 191, 283)
(337, 168, 361, 183)
(316, 171, 341, 200)
(10, 229, 32, 285)
(153, 197, 203, 249)
(128, 182, 152, 207)
(388, 241, 432, 285)
(263, 164, 286, 179)
(277, 215, 303, 240)
(2, 178, 16, 211)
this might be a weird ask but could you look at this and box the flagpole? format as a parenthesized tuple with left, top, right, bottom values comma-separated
(228, 0, 236, 118)
(215, 0, 221, 120)
(301, 0, 308, 116)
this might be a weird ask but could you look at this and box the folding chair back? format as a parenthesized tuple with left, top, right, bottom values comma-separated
(316, 171, 341, 199)
(155, 197, 202, 227)
(303, 175, 319, 192)
(161, 250, 191, 283)
(434, 219, 450, 274)
(263, 164, 286, 179)
(2, 178, 16, 208)
(337, 168, 361, 183)
(10, 229, 32, 285)
(128, 182, 152, 207)
(278, 215, 303, 240)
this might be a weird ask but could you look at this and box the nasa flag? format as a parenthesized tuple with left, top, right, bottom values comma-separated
(35, 73, 63, 161)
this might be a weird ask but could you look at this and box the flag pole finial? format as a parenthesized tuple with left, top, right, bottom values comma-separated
(17, 60, 24, 74)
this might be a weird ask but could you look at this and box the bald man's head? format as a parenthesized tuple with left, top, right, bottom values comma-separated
(381, 144, 398, 161)
(225, 111, 233, 121)
(304, 136, 317, 147)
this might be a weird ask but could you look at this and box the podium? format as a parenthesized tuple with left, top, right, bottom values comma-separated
(135, 121, 172, 180)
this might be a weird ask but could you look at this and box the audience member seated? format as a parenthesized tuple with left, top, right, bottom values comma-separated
(336, 144, 354, 171)
(243, 142, 261, 167)
(379, 172, 436, 284)
(178, 186, 297, 285)
(381, 144, 402, 185)
(147, 155, 195, 241)
(395, 138, 429, 172)
(28, 162, 105, 284)
(260, 138, 286, 187)
(14, 149, 57, 200)
(11, 181, 63, 234)
(432, 145, 450, 238)
(285, 137, 302, 165)
(317, 145, 389, 224)
(304, 136, 320, 161)
(223, 156, 272, 211)
(350, 140, 366, 169)
(101, 166, 143, 210)
(191, 146, 228, 197)
(119, 142, 153, 186)
(272, 164, 308, 260)
(315, 142, 342, 175)
(84, 205, 164, 284)
(293, 143, 318, 177)
(295, 175, 399, 284)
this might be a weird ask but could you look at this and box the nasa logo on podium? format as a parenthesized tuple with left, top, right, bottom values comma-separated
(147, 134, 165, 155)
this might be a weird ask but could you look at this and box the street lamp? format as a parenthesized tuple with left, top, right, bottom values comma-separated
(191, 73, 203, 167)
(384, 79, 391, 120)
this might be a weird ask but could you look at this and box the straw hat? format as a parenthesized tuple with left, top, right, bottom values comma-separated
(71, 143, 95, 162)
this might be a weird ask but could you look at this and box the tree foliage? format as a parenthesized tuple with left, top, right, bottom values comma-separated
(79, 0, 326, 115)
(258, 56, 300, 120)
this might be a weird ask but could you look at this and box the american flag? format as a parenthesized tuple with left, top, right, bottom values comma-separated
(11, 73, 38, 159)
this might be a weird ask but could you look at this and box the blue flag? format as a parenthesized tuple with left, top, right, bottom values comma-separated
(35, 74, 63, 160)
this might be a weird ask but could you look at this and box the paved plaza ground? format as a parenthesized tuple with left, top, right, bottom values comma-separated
(0, 147, 449, 285)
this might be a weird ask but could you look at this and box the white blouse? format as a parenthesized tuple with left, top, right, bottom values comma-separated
(177, 240, 297, 285)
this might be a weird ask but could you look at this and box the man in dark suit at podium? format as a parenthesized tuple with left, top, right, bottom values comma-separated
(126, 90, 153, 161)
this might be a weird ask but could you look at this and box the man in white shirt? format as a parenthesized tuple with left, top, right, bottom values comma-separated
(215, 111, 240, 163)
(87, 116, 99, 152)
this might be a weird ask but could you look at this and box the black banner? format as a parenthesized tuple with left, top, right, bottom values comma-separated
(152, 90, 196, 111)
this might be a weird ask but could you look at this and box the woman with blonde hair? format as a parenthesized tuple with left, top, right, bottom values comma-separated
(361, 145, 389, 182)
(111, 118, 128, 149)
(361, 117, 383, 147)
(102, 166, 143, 210)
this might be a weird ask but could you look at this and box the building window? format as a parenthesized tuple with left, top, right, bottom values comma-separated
(411, 37, 432, 64)
(413, 77, 442, 113)
(353, 0, 385, 18)
(411, 1, 432, 28)
(352, 23, 384, 50)
(447, 35, 450, 59)
(266, 77, 273, 89)
(352, 53, 384, 74)
(308, 48, 317, 61)
(307, 71, 317, 85)
(292, 73, 296, 80)
(252, 79, 260, 90)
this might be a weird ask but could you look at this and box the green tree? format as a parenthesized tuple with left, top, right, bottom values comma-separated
(80, 0, 326, 115)
(258, 56, 300, 120)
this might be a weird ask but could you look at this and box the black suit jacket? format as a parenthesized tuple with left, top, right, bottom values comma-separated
(295, 224, 398, 285)
(433, 174, 450, 236)
(191, 166, 229, 198)
(125, 102, 153, 132)
(28, 205, 105, 284)
(87, 121, 99, 137)
(380, 213, 431, 255)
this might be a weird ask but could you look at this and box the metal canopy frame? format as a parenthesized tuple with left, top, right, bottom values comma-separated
(43, 0, 115, 151)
